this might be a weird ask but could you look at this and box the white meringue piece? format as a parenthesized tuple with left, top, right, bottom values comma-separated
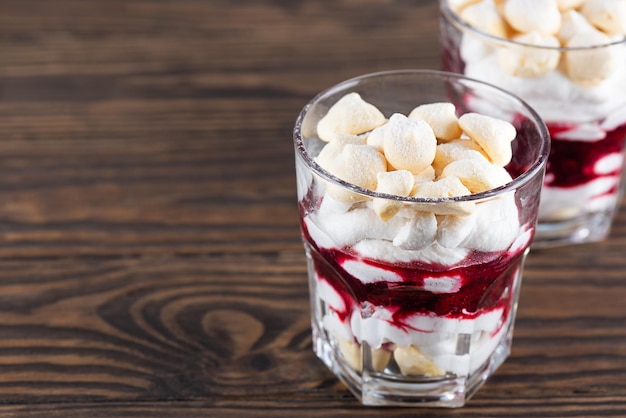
(460, 0, 509, 38)
(565, 29, 617, 86)
(383, 113, 437, 174)
(581, 0, 626, 35)
(317, 92, 386, 142)
(503, 0, 562, 35)
(558, 9, 597, 43)
(408, 102, 463, 142)
(498, 32, 561, 78)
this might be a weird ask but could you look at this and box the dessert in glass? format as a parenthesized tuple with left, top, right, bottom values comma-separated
(440, 0, 626, 247)
(293, 70, 549, 407)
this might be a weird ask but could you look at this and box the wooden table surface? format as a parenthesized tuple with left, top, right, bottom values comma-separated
(0, 0, 625, 416)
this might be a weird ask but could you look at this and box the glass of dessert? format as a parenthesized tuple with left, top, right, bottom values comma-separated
(293, 70, 549, 407)
(440, 0, 626, 247)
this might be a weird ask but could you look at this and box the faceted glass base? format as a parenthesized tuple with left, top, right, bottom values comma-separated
(312, 316, 512, 407)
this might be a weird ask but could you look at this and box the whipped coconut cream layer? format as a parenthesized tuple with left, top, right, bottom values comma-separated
(305, 192, 523, 265)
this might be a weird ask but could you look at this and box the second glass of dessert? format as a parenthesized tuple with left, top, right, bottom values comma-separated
(440, 0, 626, 247)
(294, 70, 549, 407)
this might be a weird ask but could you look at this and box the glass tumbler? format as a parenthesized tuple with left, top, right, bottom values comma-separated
(293, 70, 549, 407)
(440, 0, 626, 247)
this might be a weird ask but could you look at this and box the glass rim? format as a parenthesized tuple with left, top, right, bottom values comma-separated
(439, 0, 626, 52)
(293, 69, 550, 204)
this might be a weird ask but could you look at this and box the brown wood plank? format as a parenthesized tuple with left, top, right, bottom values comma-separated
(0, 135, 302, 257)
(0, 253, 622, 415)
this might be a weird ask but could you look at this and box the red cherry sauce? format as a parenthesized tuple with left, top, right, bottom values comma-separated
(545, 122, 626, 193)
(301, 218, 524, 335)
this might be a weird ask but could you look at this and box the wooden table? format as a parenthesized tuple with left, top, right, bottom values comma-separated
(0, 0, 624, 416)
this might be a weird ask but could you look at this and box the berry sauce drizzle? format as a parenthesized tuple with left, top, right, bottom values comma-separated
(301, 218, 523, 330)
(545, 122, 626, 189)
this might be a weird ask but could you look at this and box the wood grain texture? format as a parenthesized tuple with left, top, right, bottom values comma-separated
(0, 0, 625, 416)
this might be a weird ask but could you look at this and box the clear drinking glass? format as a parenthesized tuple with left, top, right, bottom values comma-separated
(439, 0, 626, 247)
(293, 70, 549, 407)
